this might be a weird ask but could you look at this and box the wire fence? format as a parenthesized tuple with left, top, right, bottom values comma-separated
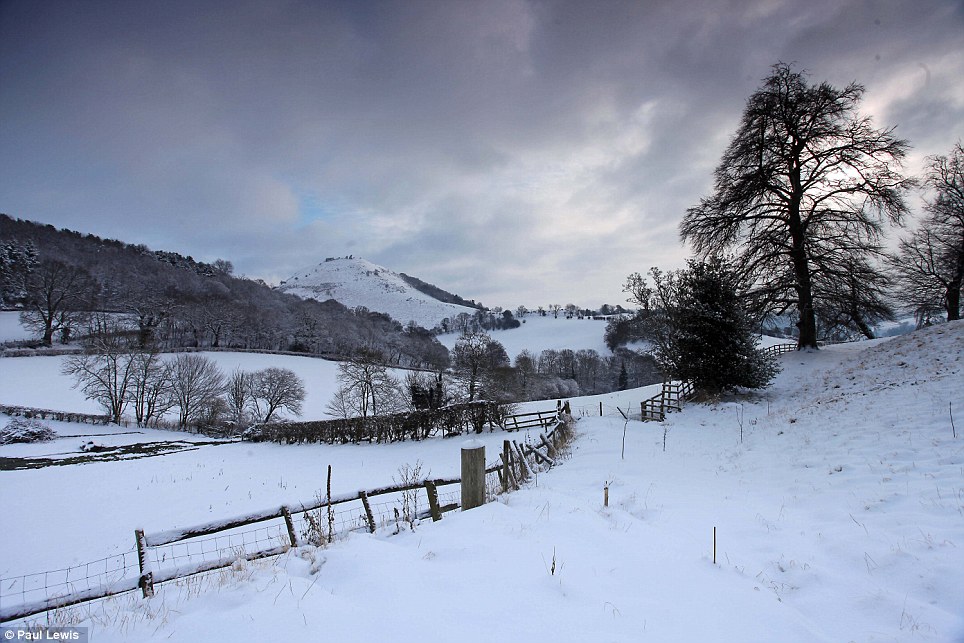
(0, 549, 138, 616)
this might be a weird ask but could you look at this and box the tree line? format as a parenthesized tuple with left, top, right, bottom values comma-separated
(322, 331, 661, 425)
(0, 215, 449, 369)
(61, 315, 306, 431)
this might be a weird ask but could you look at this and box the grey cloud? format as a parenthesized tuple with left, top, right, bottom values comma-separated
(2, 0, 962, 307)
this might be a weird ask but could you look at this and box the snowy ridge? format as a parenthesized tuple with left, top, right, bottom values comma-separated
(276, 257, 477, 329)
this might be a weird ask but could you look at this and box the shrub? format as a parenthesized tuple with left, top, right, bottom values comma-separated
(0, 417, 56, 444)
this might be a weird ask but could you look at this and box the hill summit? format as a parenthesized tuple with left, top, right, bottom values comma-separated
(277, 257, 479, 329)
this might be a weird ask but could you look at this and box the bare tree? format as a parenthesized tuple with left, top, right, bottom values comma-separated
(680, 63, 913, 348)
(575, 349, 602, 393)
(166, 354, 226, 428)
(123, 290, 174, 348)
(813, 255, 893, 339)
(538, 349, 559, 375)
(327, 350, 404, 419)
(452, 331, 508, 401)
(61, 323, 135, 424)
(20, 259, 95, 346)
(226, 368, 256, 425)
(891, 142, 964, 323)
(130, 348, 174, 427)
(250, 367, 305, 423)
(514, 349, 537, 392)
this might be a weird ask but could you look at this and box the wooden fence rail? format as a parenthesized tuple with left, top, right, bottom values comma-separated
(638, 380, 695, 422)
(762, 343, 797, 357)
(501, 409, 558, 432)
(0, 408, 574, 624)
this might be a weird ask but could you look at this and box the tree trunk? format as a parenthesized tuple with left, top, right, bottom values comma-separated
(853, 314, 875, 340)
(947, 282, 961, 321)
(787, 192, 819, 349)
(784, 145, 819, 349)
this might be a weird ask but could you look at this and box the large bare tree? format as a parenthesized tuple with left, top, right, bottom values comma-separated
(890, 142, 964, 323)
(166, 354, 226, 428)
(20, 259, 95, 346)
(250, 367, 305, 423)
(327, 349, 404, 419)
(680, 63, 913, 348)
(62, 330, 135, 424)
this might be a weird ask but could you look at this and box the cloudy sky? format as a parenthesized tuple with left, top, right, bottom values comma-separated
(2, 0, 962, 309)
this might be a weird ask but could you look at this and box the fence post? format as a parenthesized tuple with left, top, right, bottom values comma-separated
(135, 529, 154, 598)
(359, 491, 376, 533)
(425, 480, 442, 521)
(500, 448, 519, 491)
(280, 506, 299, 547)
(461, 440, 485, 511)
(502, 440, 512, 493)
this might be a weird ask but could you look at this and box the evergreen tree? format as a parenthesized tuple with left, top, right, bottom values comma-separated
(640, 258, 778, 396)
(618, 362, 628, 391)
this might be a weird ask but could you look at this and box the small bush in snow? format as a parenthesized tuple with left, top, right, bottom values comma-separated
(0, 417, 56, 444)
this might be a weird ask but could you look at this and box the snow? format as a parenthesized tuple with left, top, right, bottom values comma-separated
(0, 311, 32, 342)
(1, 322, 963, 641)
(276, 257, 478, 329)
(437, 314, 613, 356)
(437, 313, 792, 358)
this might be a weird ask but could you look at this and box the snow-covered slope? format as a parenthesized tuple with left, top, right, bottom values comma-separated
(276, 257, 477, 329)
(2, 323, 963, 640)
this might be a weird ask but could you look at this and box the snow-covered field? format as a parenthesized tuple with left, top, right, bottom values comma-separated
(437, 314, 613, 356)
(1, 319, 961, 641)
(0, 350, 346, 420)
(0, 311, 33, 342)
(0, 311, 620, 419)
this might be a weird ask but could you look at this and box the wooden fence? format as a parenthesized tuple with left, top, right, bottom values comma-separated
(0, 409, 574, 623)
(636, 343, 797, 422)
(639, 380, 695, 422)
(502, 409, 559, 432)
(762, 343, 797, 357)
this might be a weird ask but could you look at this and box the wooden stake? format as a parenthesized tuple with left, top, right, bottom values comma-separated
(425, 480, 442, 521)
(503, 440, 512, 493)
(604, 485, 609, 508)
(134, 529, 154, 598)
(500, 451, 519, 490)
(713, 526, 717, 565)
(326, 464, 334, 544)
(280, 506, 298, 547)
(359, 491, 376, 533)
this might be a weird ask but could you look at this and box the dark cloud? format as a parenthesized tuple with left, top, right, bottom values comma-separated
(2, 0, 962, 309)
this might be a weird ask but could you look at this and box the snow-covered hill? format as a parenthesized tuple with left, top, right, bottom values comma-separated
(3, 322, 962, 641)
(276, 257, 478, 329)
